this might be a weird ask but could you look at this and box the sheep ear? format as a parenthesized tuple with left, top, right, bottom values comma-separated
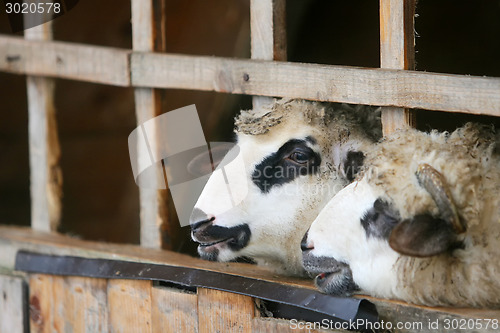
(389, 214, 458, 257)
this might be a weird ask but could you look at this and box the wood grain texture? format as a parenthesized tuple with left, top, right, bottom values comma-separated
(59, 276, 108, 333)
(198, 288, 254, 333)
(134, 88, 171, 250)
(131, 52, 500, 117)
(380, 0, 417, 135)
(2, 35, 500, 116)
(26, 75, 61, 233)
(0, 226, 295, 285)
(29, 274, 108, 333)
(108, 279, 152, 333)
(24, 23, 62, 233)
(250, 0, 286, 61)
(0, 36, 130, 86)
(250, 0, 287, 109)
(131, 0, 179, 251)
(29, 274, 58, 333)
(0, 274, 27, 333)
(151, 285, 198, 332)
(380, 0, 415, 69)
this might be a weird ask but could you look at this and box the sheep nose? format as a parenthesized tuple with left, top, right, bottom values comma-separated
(301, 231, 314, 252)
(190, 208, 215, 231)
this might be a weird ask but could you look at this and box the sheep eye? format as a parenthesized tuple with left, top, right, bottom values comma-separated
(288, 151, 311, 164)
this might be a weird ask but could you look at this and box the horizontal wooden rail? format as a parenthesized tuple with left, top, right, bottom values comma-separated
(131, 52, 500, 117)
(2, 35, 500, 116)
(0, 35, 130, 86)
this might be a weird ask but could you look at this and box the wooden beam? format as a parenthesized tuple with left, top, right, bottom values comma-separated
(2, 35, 500, 116)
(24, 23, 62, 232)
(131, 0, 180, 250)
(0, 36, 130, 86)
(250, 0, 287, 108)
(131, 52, 500, 117)
(380, 0, 417, 136)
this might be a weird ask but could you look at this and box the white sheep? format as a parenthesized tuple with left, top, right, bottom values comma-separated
(190, 99, 381, 276)
(302, 123, 500, 307)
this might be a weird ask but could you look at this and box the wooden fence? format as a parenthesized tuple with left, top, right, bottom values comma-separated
(1, 0, 500, 332)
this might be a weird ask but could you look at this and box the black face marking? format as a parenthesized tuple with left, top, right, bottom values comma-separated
(361, 198, 400, 239)
(252, 139, 321, 193)
(305, 136, 317, 145)
(343, 150, 365, 182)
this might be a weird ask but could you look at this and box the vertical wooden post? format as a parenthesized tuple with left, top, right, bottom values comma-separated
(132, 0, 180, 250)
(25, 22, 62, 232)
(380, 0, 416, 136)
(250, 0, 287, 109)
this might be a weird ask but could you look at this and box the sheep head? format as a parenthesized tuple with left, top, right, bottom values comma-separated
(190, 99, 381, 276)
(302, 123, 497, 300)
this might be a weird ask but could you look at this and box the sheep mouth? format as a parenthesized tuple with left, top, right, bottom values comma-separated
(192, 223, 251, 261)
(313, 265, 358, 297)
(314, 269, 342, 289)
(199, 237, 234, 250)
(302, 254, 358, 297)
(199, 238, 230, 247)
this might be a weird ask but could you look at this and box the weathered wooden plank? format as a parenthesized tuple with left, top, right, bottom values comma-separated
(0, 35, 130, 86)
(131, 52, 500, 117)
(2, 35, 500, 116)
(29, 274, 109, 333)
(380, 0, 417, 135)
(131, 0, 179, 250)
(0, 274, 27, 333)
(29, 274, 58, 333)
(133, 88, 171, 250)
(24, 23, 62, 232)
(250, 0, 287, 108)
(0, 226, 292, 285)
(26, 75, 62, 232)
(107, 279, 152, 332)
(198, 288, 255, 333)
(59, 276, 108, 333)
(250, 0, 286, 61)
(151, 285, 198, 332)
